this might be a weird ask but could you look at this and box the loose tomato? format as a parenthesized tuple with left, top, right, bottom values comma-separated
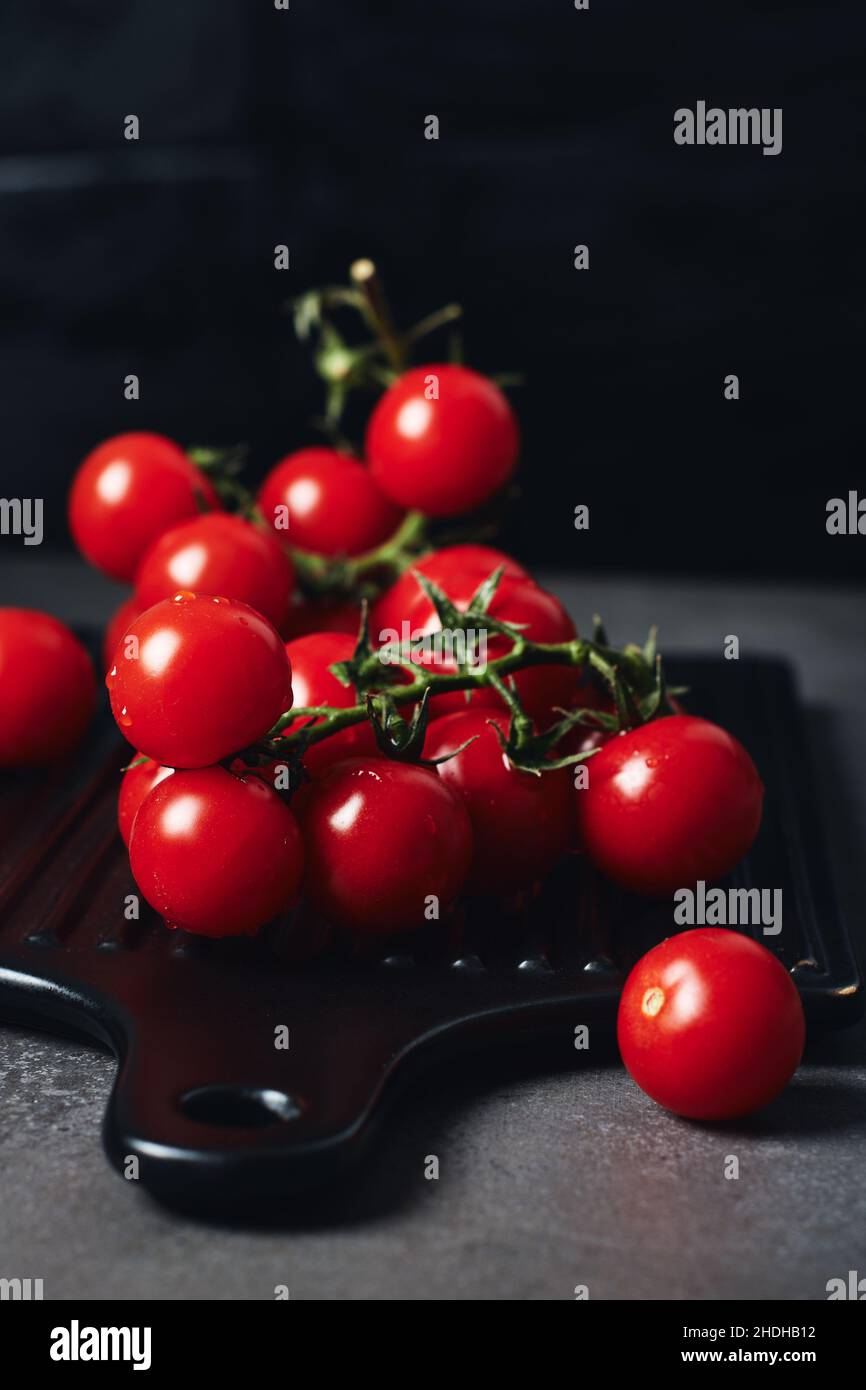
(134, 512, 295, 629)
(282, 632, 375, 776)
(69, 432, 219, 582)
(297, 757, 473, 934)
(366, 364, 519, 516)
(258, 448, 403, 556)
(424, 711, 573, 894)
(374, 567, 578, 725)
(117, 755, 174, 847)
(102, 593, 146, 674)
(106, 593, 292, 767)
(130, 766, 304, 937)
(617, 928, 805, 1119)
(577, 715, 764, 896)
(0, 609, 96, 766)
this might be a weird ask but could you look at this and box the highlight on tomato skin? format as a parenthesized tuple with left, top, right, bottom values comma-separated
(295, 756, 474, 936)
(366, 364, 519, 517)
(129, 766, 304, 938)
(257, 448, 404, 557)
(105, 592, 293, 769)
(616, 928, 806, 1121)
(134, 513, 296, 630)
(68, 431, 221, 583)
(575, 715, 764, 897)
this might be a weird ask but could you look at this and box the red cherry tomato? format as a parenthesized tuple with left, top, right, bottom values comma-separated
(282, 633, 375, 776)
(117, 756, 174, 847)
(0, 609, 96, 766)
(69, 432, 219, 582)
(106, 593, 292, 767)
(371, 543, 529, 637)
(134, 512, 295, 629)
(258, 448, 404, 556)
(424, 711, 573, 894)
(577, 715, 764, 896)
(617, 928, 805, 1119)
(130, 766, 304, 937)
(366, 364, 519, 516)
(375, 568, 578, 725)
(297, 757, 473, 934)
(102, 593, 145, 674)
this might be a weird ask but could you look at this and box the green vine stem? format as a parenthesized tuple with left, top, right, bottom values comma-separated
(287, 509, 429, 596)
(266, 636, 600, 753)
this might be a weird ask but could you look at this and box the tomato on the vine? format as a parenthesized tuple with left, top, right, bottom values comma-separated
(282, 632, 375, 776)
(135, 512, 295, 629)
(297, 757, 473, 934)
(0, 609, 96, 766)
(617, 928, 805, 1119)
(69, 432, 219, 582)
(117, 756, 174, 847)
(424, 711, 573, 894)
(374, 564, 578, 725)
(129, 766, 304, 937)
(106, 593, 292, 767)
(366, 364, 519, 516)
(577, 715, 763, 896)
(258, 448, 403, 557)
(371, 543, 528, 638)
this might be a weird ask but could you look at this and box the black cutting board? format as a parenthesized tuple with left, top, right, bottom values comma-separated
(0, 656, 860, 1208)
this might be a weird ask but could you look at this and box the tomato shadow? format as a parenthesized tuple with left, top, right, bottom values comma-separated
(700, 1076, 866, 1142)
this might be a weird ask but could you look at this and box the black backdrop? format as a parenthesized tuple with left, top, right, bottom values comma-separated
(1, 1, 864, 577)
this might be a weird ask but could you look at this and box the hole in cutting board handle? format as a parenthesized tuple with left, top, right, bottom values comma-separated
(180, 1085, 303, 1128)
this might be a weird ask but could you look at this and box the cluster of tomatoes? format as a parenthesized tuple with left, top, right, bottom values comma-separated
(0, 354, 805, 1121)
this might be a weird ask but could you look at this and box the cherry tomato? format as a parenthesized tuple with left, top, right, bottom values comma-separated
(297, 757, 473, 934)
(577, 715, 764, 896)
(134, 512, 295, 629)
(117, 756, 173, 847)
(102, 593, 145, 674)
(366, 364, 519, 516)
(617, 928, 805, 1119)
(258, 448, 403, 556)
(424, 711, 573, 894)
(0, 610, 96, 766)
(375, 567, 578, 725)
(130, 766, 304, 937)
(282, 632, 375, 776)
(371, 543, 529, 638)
(69, 432, 219, 582)
(106, 593, 292, 767)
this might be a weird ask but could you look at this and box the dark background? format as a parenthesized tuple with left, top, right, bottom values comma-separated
(0, 0, 864, 578)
